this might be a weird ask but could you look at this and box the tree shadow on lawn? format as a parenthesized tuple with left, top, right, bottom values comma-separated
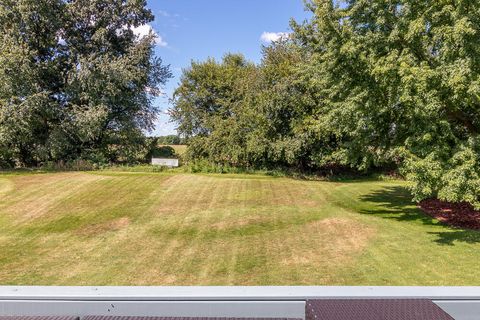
(359, 186, 480, 246)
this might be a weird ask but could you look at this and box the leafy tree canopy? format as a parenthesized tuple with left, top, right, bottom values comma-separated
(0, 0, 171, 167)
(292, 0, 480, 207)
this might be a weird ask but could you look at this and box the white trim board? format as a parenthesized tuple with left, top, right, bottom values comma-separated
(0, 286, 479, 301)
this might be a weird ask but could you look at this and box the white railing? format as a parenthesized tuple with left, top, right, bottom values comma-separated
(0, 286, 479, 319)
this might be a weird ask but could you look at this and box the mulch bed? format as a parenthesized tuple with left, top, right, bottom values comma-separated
(419, 198, 480, 230)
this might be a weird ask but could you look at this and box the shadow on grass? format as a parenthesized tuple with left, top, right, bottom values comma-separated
(359, 186, 480, 246)
(359, 186, 435, 225)
(428, 231, 480, 245)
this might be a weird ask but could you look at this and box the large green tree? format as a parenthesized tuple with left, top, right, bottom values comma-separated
(0, 0, 170, 166)
(292, 0, 480, 207)
(171, 54, 258, 166)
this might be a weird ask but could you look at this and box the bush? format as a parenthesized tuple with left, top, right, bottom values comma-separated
(40, 159, 98, 171)
(183, 159, 254, 174)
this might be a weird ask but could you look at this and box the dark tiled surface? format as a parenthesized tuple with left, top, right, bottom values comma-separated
(306, 299, 454, 320)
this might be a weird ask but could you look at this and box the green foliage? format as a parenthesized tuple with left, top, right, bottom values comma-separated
(405, 139, 480, 209)
(182, 159, 257, 174)
(155, 135, 184, 145)
(403, 154, 444, 202)
(151, 146, 177, 158)
(439, 143, 480, 209)
(0, 0, 171, 167)
(292, 0, 480, 207)
(172, 0, 480, 209)
(171, 53, 259, 166)
(40, 159, 99, 171)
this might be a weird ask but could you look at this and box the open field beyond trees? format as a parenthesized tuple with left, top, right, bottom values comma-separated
(0, 171, 479, 285)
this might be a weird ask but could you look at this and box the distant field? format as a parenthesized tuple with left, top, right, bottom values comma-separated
(0, 171, 479, 285)
(161, 144, 187, 157)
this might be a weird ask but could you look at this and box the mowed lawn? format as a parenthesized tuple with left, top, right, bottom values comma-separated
(0, 171, 479, 285)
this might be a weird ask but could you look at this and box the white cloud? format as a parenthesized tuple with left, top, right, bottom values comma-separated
(158, 10, 170, 17)
(260, 31, 290, 43)
(131, 24, 168, 47)
(155, 35, 168, 47)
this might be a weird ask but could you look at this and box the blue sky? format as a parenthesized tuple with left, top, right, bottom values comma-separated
(145, 0, 312, 136)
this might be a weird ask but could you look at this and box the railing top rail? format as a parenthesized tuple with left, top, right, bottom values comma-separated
(0, 286, 479, 301)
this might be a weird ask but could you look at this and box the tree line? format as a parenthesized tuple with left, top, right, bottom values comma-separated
(171, 0, 480, 209)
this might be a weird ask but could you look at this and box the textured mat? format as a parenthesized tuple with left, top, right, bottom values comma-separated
(305, 299, 454, 320)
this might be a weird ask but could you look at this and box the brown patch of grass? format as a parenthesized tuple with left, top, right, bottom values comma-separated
(282, 218, 375, 266)
(210, 216, 269, 230)
(264, 217, 376, 285)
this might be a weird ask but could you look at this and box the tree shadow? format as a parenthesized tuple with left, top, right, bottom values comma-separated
(359, 186, 436, 225)
(358, 186, 480, 246)
(428, 231, 480, 246)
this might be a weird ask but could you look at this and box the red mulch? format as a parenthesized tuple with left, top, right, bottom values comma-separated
(419, 198, 480, 230)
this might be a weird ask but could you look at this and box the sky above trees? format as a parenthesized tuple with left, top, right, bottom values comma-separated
(147, 0, 311, 136)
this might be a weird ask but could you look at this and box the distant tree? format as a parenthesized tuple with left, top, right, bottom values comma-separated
(250, 40, 312, 168)
(0, 0, 171, 167)
(171, 54, 258, 165)
(156, 135, 183, 145)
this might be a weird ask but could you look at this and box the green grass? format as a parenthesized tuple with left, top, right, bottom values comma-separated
(0, 171, 479, 285)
